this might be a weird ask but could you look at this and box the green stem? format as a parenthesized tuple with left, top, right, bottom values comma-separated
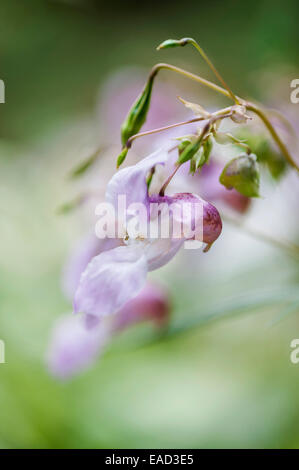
(126, 116, 206, 148)
(188, 39, 238, 103)
(150, 63, 232, 100)
(149, 64, 299, 174)
(246, 102, 299, 174)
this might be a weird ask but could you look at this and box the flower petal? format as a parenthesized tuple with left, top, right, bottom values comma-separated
(106, 148, 168, 210)
(62, 234, 121, 300)
(74, 245, 148, 318)
(47, 314, 111, 379)
(147, 238, 184, 271)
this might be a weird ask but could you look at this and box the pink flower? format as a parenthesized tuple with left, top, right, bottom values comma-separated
(74, 148, 222, 324)
(47, 282, 170, 379)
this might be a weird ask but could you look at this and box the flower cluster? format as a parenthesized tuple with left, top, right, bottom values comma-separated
(48, 37, 297, 379)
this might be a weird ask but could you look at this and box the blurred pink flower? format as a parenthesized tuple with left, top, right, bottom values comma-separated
(47, 282, 170, 380)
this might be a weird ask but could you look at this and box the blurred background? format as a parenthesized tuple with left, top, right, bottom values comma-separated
(1, 0, 299, 449)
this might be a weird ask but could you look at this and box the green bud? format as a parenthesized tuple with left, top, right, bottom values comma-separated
(189, 136, 212, 172)
(178, 138, 193, 153)
(202, 136, 213, 163)
(177, 138, 202, 164)
(117, 147, 129, 168)
(235, 129, 287, 180)
(156, 37, 191, 50)
(121, 74, 155, 146)
(219, 153, 260, 197)
(193, 147, 205, 170)
(189, 157, 196, 174)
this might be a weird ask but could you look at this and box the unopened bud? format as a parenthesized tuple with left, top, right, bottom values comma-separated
(156, 37, 192, 50)
(121, 74, 155, 146)
(177, 138, 202, 164)
(202, 135, 213, 162)
(219, 153, 260, 197)
(116, 147, 129, 168)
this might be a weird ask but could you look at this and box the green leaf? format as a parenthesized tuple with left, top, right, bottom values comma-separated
(68, 148, 102, 179)
(219, 153, 260, 197)
(56, 194, 86, 215)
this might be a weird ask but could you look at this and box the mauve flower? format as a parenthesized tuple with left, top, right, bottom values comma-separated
(62, 235, 121, 300)
(47, 282, 170, 379)
(47, 313, 110, 379)
(74, 148, 222, 323)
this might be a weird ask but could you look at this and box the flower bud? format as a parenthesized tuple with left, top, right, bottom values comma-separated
(156, 38, 191, 50)
(202, 135, 213, 162)
(172, 193, 222, 244)
(219, 153, 260, 197)
(150, 192, 222, 245)
(177, 138, 202, 164)
(116, 146, 129, 168)
(121, 74, 155, 146)
(197, 161, 251, 214)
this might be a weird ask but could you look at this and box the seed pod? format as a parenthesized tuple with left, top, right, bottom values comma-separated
(219, 153, 260, 197)
(121, 74, 155, 146)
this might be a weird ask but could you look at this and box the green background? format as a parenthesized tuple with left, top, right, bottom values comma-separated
(0, 0, 299, 448)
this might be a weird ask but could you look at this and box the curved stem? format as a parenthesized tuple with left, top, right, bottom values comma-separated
(126, 116, 206, 148)
(188, 39, 238, 103)
(151, 65, 298, 173)
(149, 64, 298, 174)
(159, 164, 181, 196)
(127, 106, 233, 149)
(150, 63, 232, 100)
(246, 102, 299, 174)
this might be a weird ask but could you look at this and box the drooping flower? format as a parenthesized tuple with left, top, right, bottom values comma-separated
(74, 148, 222, 324)
(47, 282, 170, 379)
(62, 235, 121, 300)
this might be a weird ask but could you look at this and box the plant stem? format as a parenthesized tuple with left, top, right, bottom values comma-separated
(127, 106, 233, 149)
(188, 39, 238, 103)
(150, 63, 233, 100)
(246, 102, 299, 174)
(159, 164, 181, 196)
(126, 116, 206, 148)
(149, 63, 299, 174)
